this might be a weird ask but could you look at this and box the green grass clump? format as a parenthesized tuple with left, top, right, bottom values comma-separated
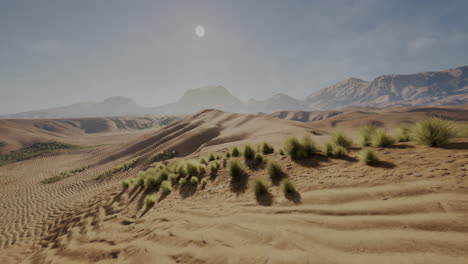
(396, 124, 412, 142)
(252, 178, 268, 195)
(279, 149, 285, 156)
(136, 172, 146, 187)
(145, 175, 159, 191)
(144, 195, 156, 208)
(200, 178, 208, 188)
(186, 161, 200, 176)
(331, 131, 353, 149)
(168, 173, 177, 183)
(243, 144, 256, 160)
(209, 163, 219, 173)
(208, 153, 216, 161)
(322, 143, 334, 156)
(176, 161, 187, 176)
(359, 148, 379, 165)
(253, 153, 264, 166)
(225, 152, 231, 158)
(358, 125, 379, 147)
(266, 160, 285, 180)
(280, 178, 296, 195)
(160, 180, 173, 195)
(228, 158, 247, 180)
(179, 177, 187, 185)
(121, 179, 131, 189)
(284, 137, 305, 160)
(190, 176, 199, 185)
(331, 145, 347, 157)
(260, 142, 274, 154)
(231, 146, 241, 157)
(199, 157, 208, 165)
(371, 129, 395, 147)
(283, 136, 317, 160)
(411, 117, 455, 147)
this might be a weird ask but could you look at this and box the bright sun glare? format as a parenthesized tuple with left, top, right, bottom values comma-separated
(195, 25, 205, 38)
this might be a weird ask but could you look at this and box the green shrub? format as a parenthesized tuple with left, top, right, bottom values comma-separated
(136, 172, 146, 187)
(161, 180, 173, 195)
(322, 143, 334, 156)
(176, 162, 187, 176)
(228, 158, 247, 180)
(261, 142, 274, 154)
(186, 161, 200, 176)
(284, 137, 306, 160)
(199, 157, 208, 165)
(157, 170, 169, 182)
(331, 131, 353, 149)
(208, 153, 216, 161)
(225, 152, 231, 158)
(253, 153, 264, 166)
(144, 195, 156, 208)
(95, 158, 139, 181)
(231, 147, 241, 157)
(279, 149, 285, 156)
(371, 129, 395, 147)
(331, 145, 347, 157)
(179, 177, 187, 185)
(121, 179, 131, 189)
(209, 163, 219, 173)
(280, 178, 296, 195)
(411, 117, 455, 147)
(301, 135, 317, 156)
(358, 125, 379, 147)
(359, 148, 379, 165)
(243, 144, 256, 160)
(200, 178, 208, 188)
(190, 176, 199, 185)
(222, 157, 228, 167)
(396, 124, 412, 142)
(145, 175, 159, 191)
(168, 173, 177, 183)
(266, 160, 285, 180)
(252, 178, 268, 195)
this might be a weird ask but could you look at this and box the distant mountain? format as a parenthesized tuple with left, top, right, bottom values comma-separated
(2, 65, 467, 119)
(306, 66, 468, 110)
(1, 96, 146, 119)
(151, 85, 244, 115)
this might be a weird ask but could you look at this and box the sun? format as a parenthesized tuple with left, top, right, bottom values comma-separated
(194, 25, 205, 38)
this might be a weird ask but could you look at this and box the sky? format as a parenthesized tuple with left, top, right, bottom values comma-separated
(1, 0, 467, 114)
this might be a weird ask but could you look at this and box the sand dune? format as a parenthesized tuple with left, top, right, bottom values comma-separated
(0, 108, 467, 263)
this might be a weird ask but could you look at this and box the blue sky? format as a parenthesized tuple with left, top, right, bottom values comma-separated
(1, 0, 467, 114)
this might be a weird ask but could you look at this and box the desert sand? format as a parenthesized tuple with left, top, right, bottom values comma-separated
(0, 107, 467, 263)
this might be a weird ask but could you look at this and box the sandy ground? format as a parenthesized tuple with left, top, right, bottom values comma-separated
(0, 107, 467, 263)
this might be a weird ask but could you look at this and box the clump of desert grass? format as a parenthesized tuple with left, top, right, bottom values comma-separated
(179, 177, 187, 185)
(228, 158, 247, 180)
(396, 124, 412, 142)
(136, 172, 146, 187)
(358, 148, 379, 165)
(243, 144, 256, 160)
(358, 124, 379, 147)
(95, 158, 139, 181)
(209, 162, 219, 174)
(231, 146, 241, 157)
(121, 179, 131, 189)
(198, 164, 207, 175)
(190, 176, 199, 185)
(331, 144, 347, 157)
(145, 175, 159, 191)
(253, 153, 264, 166)
(330, 131, 353, 149)
(252, 178, 269, 195)
(279, 149, 285, 156)
(266, 160, 285, 183)
(200, 178, 208, 188)
(283, 135, 317, 160)
(160, 180, 173, 195)
(280, 178, 296, 195)
(185, 160, 200, 176)
(168, 173, 177, 183)
(371, 129, 395, 147)
(199, 157, 208, 165)
(260, 142, 274, 154)
(144, 194, 156, 208)
(411, 117, 455, 147)
(208, 153, 216, 161)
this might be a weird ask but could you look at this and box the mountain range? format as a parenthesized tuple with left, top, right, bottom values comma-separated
(2, 65, 467, 119)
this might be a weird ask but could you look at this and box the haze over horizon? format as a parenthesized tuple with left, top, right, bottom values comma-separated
(1, 0, 468, 115)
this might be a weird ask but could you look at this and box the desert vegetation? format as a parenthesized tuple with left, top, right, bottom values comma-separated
(41, 165, 89, 184)
(95, 158, 139, 181)
(411, 117, 455, 147)
(260, 142, 274, 154)
(0, 142, 78, 166)
(358, 125, 378, 147)
(330, 131, 353, 149)
(371, 129, 395, 147)
(228, 158, 247, 180)
(144, 195, 156, 208)
(280, 178, 296, 196)
(396, 124, 412, 142)
(252, 178, 269, 195)
(283, 136, 317, 160)
(359, 148, 379, 165)
(243, 144, 256, 160)
(231, 146, 241, 157)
